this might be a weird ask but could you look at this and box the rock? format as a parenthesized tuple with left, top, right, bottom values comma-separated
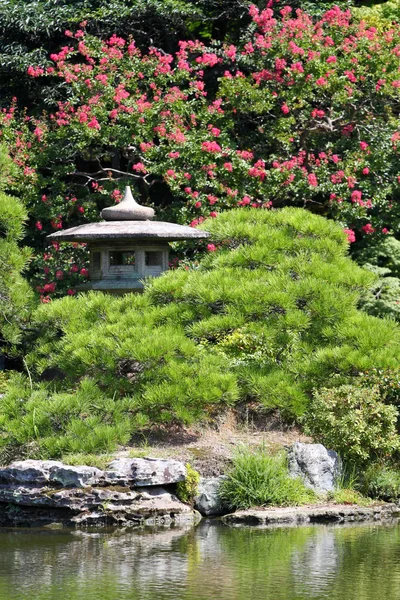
(0, 483, 198, 527)
(287, 442, 341, 494)
(0, 457, 198, 528)
(194, 476, 227, 516)
(222, 504, 400, 528)
(104, 458, 186, 487)
(49, 465, 103, 488)
(0, 460, 64, 485)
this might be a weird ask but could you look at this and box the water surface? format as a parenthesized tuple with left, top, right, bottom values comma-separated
(0, 521, 399, 599)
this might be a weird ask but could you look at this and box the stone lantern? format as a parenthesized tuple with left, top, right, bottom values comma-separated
(47, 186, 209, 293)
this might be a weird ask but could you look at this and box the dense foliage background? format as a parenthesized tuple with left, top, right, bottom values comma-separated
(0, 0, 398, 313)
(0, 1, 400, 472)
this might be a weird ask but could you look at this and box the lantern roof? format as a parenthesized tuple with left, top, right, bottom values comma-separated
(47, 186, 209, 243)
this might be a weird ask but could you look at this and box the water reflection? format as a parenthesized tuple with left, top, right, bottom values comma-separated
(0, 521, 399, 599)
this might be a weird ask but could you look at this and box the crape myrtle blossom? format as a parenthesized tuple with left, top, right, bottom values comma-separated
(0, 3, 398, 296)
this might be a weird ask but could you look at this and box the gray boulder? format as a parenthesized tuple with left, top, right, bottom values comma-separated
(105, 458, 186, 487)
(49, 465, 103, 488)
(0, 460, 64, 485)
(194, 476, 227, 516)
(287, 442, 341, 494)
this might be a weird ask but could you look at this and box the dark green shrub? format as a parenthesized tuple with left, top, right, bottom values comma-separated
(219, 447, 316, 510)
(306, 385, 400, 464)
(362, 464, 400, 502)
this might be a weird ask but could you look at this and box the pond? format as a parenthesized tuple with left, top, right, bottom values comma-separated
(0, 521, 399, 600)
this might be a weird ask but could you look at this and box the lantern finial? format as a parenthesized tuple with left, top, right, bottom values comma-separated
(101, 186, 155, 221)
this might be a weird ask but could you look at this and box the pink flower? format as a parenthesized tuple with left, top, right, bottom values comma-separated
(207, 195, 218, 205)
(382, 228, 389, 234)
(34, 127, 44, 141)
(207, 244, 217, 252)
(281, 103, 290, 114)
(362, 167, 370, 175)
(326, 55, 337, 63)
(195, 201, 202, 208)
(35, 221, 43, 231)
(211, 127, 221, 137)
(77, 205, 85, 214)
(308, 173, 318, 187)
(42, 195, 47, 203)
(223, 162, 233, 171)
(111, 189, 122, 203)
(43, 282, 56, 293)
(238, 196, 251, 206)
(132, 162, 147, 173)
(165, 169, 176, 179)
(168, 151, 180, 159)
(359, 141, 369, 151)
(316, 77, 328, 86)
(87, 117, 100, 130)
(362, 223, 375, 235)
(351, 190, 362, 204)
(236, 150, 254, 160)
(70, 264, 79, 273)
(202, 141, 222, 153)
(80, 268, 89, 277)
(344, 229, 356, 243)
(55, 270, 64, 280)
(210, 211, 218, 218)
(67, 289, 76, 296)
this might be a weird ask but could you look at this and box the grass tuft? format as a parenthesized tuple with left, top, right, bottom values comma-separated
(219, 446, 316, 510)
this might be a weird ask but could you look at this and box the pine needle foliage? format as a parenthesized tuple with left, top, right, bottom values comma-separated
(2, 207, 400, 458)
(0, 146, 34, 346)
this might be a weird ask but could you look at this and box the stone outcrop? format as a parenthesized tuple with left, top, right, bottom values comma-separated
(104, 458, 186, 487)
(0, 458, 198, 528)
(194, 476, 227, 516)
(222, 504, 400, 528)
(287, 442, 341, 494)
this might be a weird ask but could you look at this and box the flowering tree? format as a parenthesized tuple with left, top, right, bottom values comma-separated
(1, 3, 399, 299)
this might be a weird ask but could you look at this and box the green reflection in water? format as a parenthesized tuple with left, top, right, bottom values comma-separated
(0, 522, 399, 600)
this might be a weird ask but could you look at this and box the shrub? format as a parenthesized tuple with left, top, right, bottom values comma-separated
(358, 367, 400, 405)
(176, 463, 200, 505)
(306, 384, 400, 464)
(1, 208, 400, 458)
(219, 446, 316, 510)
(354, 237, 400, 321)
(361, 463, 400, 502)
(0, 146, 34, 346)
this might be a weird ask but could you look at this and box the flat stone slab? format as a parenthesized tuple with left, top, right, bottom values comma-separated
(0, 458, 186, 488)
(222, 504, 400, 527)
(104, 458, 186, 487)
